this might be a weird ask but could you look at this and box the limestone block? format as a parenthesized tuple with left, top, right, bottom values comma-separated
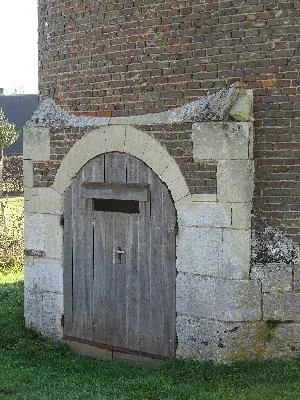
(222, 229, 251, 279)
(24, 213, 46, 252)
(177, 198, 231, 228)
(293, 265, 300, 292)
(24, 288, 43, 332)
(177, 273, 262, 321)
(217, 160, 254, 203)
(263, 293, 300, 322)
(177, 227, 223, 276)
(229, 90, 253, 122)
(24, 187, 62, 215)
(45, 214, 63, 260)
(159, 163, 190, 202)
(192, 122, 252, 161)
(124, 126, 147, 157)
(191, 193, 217, 202)
(105, 125, 126, 153)
(142, 135, 173, 177)
(231, 202, 252, 229)
(23, 127, 50, 161)
(24, 257, 63, 293)
(214, 321, 300, 363)
(23, 159, 33, 187)
(176, 315, 214, 360)
(24, 213, 62, 259)
(176, 317, 300, 362)
(42, 292, 63, 339)
(251, 264, 293, 293)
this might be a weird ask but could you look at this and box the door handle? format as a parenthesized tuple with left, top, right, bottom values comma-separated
(116, 247, 125, 263)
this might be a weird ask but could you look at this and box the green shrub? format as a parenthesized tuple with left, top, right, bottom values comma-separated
(0, 197, 23, 267)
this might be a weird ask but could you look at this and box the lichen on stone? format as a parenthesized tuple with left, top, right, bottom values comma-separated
(252, 226, 300, 265)
(27, 99, 110, 128)
(27, 83, 253, 128)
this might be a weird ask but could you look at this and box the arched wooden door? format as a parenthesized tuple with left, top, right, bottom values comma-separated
(63, 152, 176, 361)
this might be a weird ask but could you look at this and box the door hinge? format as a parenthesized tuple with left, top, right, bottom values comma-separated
(60, 215, 64, 228)
(61, 314, 64, 327)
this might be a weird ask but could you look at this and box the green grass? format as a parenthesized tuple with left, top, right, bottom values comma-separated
(0, 198, 300, 399)
(0, 267, 299, 399)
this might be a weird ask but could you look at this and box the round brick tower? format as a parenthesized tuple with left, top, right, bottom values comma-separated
(38, 1, 300, 245)
(25, 0, 300, 362)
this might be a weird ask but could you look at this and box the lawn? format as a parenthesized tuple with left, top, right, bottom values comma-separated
(0, 198, 300, 399)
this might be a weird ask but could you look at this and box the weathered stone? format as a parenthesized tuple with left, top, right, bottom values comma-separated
(293, 265, 300, 292)
(176, 227, 223, 277)
(191, 193, 217, 202)
(177, 198, 231, 228)
(44, 214, 63, 260)
(192, 122, 252, 161)
(24, 213, 62, 259)
(231, 202, 252, 229)
(105, 125, 126, 153)
(177, 273, 262, 321)
(24, 288, 43, 332)
(124, 126, 147, 156)
(228, 90, 253, 122)
(251, 264, 293, 293)
(159, 163, 190, 202)
(24, 257, 63, 293)
(214, 321, 300, 363)
(217, 160, 254, 203)
(23, 159, 33, 187)
(24, 187, 62, 215)
(222, 229, 251, 279)
(28, 98, 110, 128)
(252, 226, 300, 265)
(263, 293, 300, 322)
(176, 317, 300, 363)
(42, 292, 63, 339)
(176, 315, 215, 360)
(142, 135, 173, 177)
(24, 213, 46, 252)
(24, 285, 63, 340)
(23, 127, 50, 161)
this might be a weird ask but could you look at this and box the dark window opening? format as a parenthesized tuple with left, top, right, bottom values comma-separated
(93, 199, 140, 214)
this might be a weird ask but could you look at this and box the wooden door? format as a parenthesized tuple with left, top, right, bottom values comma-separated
(63, 152, 176, 360)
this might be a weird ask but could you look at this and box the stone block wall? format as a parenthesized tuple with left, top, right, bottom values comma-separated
(24, 110, 300, 362)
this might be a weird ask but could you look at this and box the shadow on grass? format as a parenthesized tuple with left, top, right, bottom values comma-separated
(0, 276, 300, 400)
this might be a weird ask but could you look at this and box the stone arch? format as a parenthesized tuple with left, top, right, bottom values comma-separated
(53, 125, 190, 204)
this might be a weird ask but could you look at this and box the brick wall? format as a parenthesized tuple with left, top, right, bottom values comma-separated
(38, 0, 299, 243)
(2, 156, 23, 196)
(33, 124, 217, 195)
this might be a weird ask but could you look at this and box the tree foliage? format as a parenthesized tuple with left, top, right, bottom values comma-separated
(0, 108, 19, 152)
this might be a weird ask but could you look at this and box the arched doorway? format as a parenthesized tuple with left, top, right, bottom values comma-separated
(63, 152, 177, 360)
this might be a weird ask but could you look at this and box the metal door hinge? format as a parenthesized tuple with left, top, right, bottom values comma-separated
(60, 215, 64, 228)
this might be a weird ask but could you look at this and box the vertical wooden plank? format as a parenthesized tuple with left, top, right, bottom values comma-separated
(71, 157, 103, 341)
(104, 152, 128, 183)
(109, 153, 129, 348)
(63, 186, 74, 336)
(148, 171, 166, 356)
(93, 211, 115, 344)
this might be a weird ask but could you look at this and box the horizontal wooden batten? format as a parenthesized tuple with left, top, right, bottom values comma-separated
(63, 335, 168, 361)
(81, 182, 149, 201)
